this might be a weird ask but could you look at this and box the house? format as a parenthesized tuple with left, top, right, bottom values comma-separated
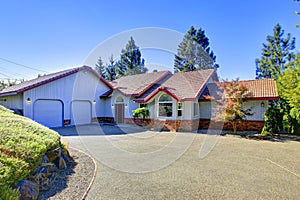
(0, 66, 279, 132)
(105, 69, 219, 131)
(0, 66, 112, 127)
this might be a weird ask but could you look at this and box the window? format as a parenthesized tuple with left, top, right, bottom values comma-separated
(139, 103, 147, 108)
(158, 94, 173, 117)
(116, 96, 124, 103)
(193, 102, 199, 117)
(177, 102, 183, 117)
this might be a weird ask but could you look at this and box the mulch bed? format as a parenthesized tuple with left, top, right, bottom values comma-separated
(246, 134, 300, 142)
(38, 148, 96, 200)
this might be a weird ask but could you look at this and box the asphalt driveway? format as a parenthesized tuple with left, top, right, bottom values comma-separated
(54, 124, 300, 200)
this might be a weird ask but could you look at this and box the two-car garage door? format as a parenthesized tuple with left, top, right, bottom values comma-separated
(33, 99, 92, 127)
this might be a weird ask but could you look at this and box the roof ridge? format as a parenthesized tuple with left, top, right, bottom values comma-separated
(228, 78, 276, 82)
(115, 70, 171, 81)
(173, 68, 214, 74)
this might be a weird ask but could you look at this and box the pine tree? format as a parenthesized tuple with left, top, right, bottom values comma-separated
(255, 24, 296, 80)
(174, 26, 218, 72)
(106, 55, 117, 81)
(256, 24, 297, 134)
(117, 37, 147, 76)
(95, 56, 106, 78)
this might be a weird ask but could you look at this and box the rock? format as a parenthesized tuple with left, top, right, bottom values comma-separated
(41, 154, 50, 163)
(54, 156, 67, 169)
(62, 147, 70, 158)
(17, 180, 39, 200)
(46, 147, 62, 162)
(61, 151, 72, 163)
(31, 163, 58, 191)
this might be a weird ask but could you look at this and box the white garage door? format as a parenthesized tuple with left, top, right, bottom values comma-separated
(71, 100, 91, 125)
(33, 99, 63, 127)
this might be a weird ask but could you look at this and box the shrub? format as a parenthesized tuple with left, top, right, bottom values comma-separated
(0, 185, 20, 200)
(261, 103, 282, 135)
(133, 107, 150, 119)
(0, 105, 61, 195)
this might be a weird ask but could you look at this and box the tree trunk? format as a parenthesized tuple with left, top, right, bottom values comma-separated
(232, 122, 237, 134)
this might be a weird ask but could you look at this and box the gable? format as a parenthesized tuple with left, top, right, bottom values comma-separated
(135, 69, 216, 103)
(0, 66, 113, 97)
(110, 71, 171, 97)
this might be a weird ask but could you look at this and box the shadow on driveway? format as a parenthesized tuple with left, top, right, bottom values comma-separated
(52, 123, 148, 136)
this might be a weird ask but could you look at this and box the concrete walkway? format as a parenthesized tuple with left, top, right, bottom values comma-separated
(54, 124, 300, 200)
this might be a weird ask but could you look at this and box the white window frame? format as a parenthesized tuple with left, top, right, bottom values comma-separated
(158, 94, 174, 118)
(177, 102, 183, 117)
(193, 102, 200, 117)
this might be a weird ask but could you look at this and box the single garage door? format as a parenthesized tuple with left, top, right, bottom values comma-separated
(71, 100, 91, 125)
(33, 99, 63, 127)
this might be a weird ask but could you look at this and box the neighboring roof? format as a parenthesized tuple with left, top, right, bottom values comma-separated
(110, 71, 171, 97)
(0, 66, 113, 97)
(239, 79, 279, 99)
(199, 78, 279, 101)
(135, 69, 216, 102)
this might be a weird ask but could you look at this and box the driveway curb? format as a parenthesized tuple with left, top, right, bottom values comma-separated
(69, 147, 98, 200)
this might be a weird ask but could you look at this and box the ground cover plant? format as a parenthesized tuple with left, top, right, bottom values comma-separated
(0, 105, 61, 199)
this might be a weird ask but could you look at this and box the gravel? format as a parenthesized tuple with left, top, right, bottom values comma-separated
(38, 148, 96, 200)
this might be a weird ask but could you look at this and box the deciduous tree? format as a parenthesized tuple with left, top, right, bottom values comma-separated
(278, 53, 300, 134)
(206, 79, 252, 134)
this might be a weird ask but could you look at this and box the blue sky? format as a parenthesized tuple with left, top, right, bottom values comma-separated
(0, 0, 299, 81)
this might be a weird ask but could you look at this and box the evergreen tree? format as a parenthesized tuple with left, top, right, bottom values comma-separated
(95, 56, 106, 78)
(174, 26, 218, 72)
(117, 37, 147, 76)
(256, 24, 298, 134)
(255, 24, 296, 80)
(105, 55, 117, 81)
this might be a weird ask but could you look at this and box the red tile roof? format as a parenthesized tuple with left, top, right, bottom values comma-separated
(110, 71, 171, 96)
(0, 66, 113, 97)
(199, 78, 279, 101)
(135, 69, 216, 102)
(238, 79, 279, 99)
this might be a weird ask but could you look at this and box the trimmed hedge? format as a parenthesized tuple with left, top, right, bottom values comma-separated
(0, 105, 61, 196)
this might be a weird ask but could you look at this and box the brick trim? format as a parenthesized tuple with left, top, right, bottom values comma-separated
(199, 118, 264, 131)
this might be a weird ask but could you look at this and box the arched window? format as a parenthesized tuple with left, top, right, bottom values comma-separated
(158, 94, 173, 117)
(116, 96, 124, 103)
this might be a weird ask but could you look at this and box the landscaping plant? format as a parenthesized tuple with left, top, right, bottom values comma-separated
(0, 106, 61, 198)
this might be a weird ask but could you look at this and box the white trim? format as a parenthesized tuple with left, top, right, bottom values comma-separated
(157, 93, 176, 119)
(193, 102, 200, 118)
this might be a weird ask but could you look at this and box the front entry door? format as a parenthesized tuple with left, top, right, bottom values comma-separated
(115, 104, 124, 124)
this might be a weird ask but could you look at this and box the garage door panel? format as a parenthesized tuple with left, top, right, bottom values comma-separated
(71, 101, 91, 125)
(34, 100, 63, 127)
